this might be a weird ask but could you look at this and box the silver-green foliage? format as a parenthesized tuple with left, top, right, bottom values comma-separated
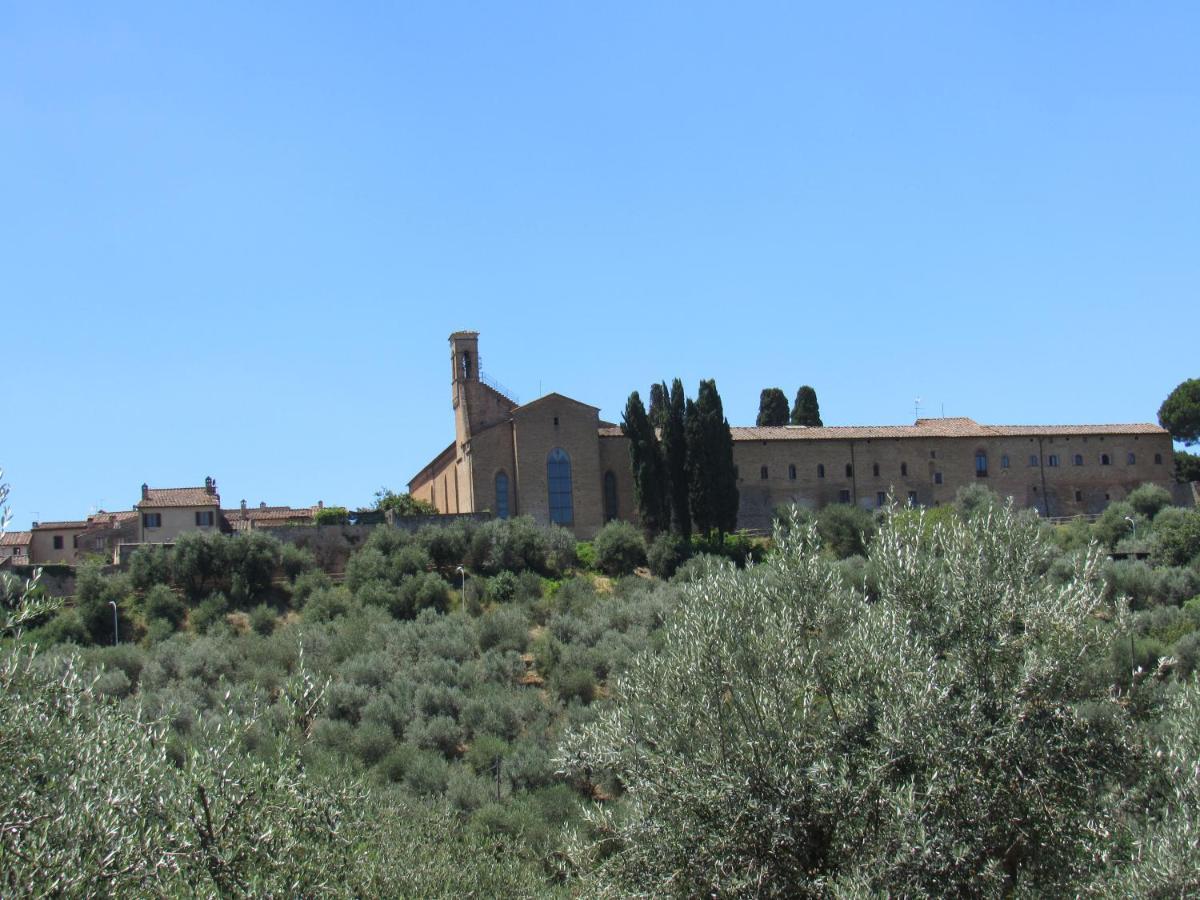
(560, 503, 1138, 896)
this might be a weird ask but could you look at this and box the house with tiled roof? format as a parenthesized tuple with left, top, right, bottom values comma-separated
(0, 531, 32, 568)
(137, 476, 222, 543)
(29, 520, 89, 565)
(76, 510, 139, 564)
(223, 500, 319, 531)
(410, 331, 1180, 535)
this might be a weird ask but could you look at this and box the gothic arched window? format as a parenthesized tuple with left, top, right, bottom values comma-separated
(495, 471, 509, 519)
(603, 471, 618, 522)
(548, 448, 574, 525)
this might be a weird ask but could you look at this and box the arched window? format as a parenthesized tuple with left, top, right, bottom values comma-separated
(1048, 454, 1059, 467)
(495, 471, 510, 519)
(1127, 452, 1136, 465)
(788, 464, 797, 480)
(872, 463, 880, 477)
(760, 466, 769, 480)
(975, 451, 988, 477)
(603, 471, 618, 522)
(817, 464, 825, 478)
(901, 462, 908, 477)
(845, 463, 853, 477)
(1100, 454, 1111, 466)
(1073, 454, 1083, 466)
(547, 448, 573, 525)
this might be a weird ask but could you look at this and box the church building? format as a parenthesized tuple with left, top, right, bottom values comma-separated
(409, 332, 1176, 537)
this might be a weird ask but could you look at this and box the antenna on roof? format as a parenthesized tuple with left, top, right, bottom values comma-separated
(914, 397, 922, 420)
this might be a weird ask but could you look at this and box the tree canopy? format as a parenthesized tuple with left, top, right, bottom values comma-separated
(756, 388, 789, 426)
(1159, 378, 1200, 445)
(791, 385, 823, 426)
(685, 380, 738, 538)
(622, 391, 671, 534)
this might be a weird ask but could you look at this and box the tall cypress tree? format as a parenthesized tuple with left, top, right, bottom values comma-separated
(687, 379, 740, 538)
(790, 386, 823, 427)
(622, 391, 670, 534)
(757, 388, 789, 426)
(663, 378, 691, 539)
(648, 382, 670, 431)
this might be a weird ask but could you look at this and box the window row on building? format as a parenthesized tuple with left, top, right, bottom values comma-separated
(754, 450, 1165, 482)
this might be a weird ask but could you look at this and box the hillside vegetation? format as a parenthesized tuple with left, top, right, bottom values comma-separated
(4, 485, 1200, 895)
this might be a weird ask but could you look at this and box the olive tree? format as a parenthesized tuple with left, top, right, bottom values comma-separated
(561, 503, 1140, 896)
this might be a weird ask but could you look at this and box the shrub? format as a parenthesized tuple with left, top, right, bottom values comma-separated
(465, 734, 510, 776)
(249, 603, 276, 636)
(278, 543, 316, 581)
(478, 606, 530, 654)
(389, 544, 432, 580)
(575, 542, 597, 570)
(313, 506, 350, 525)
(394, 573, 451, 619)
(1151, 509, 1200, 568)
(403, 749, 451, 795)
(170, 531, 230, 602)
(486, 571, 520, 605)
(189, 592, 229, 633)
(954, 483, 1002, 520)
(141, 584, 186, 630)
(447, 766, 493, 813)
(1127, 483, 1174, 520)
(128, 544, 171, 594)
(226, 531, 281, 605)
(549, 664, 596, 705)
(544, 524, 578, 576)
(417, 523, 471, 571)
(1093, 502, 1142, 549)
(345, 548, 389, 593)
(289, 570, 332, 608)
(647, 533, 690, 579)
(593, 521, 647, 576)
(815, 503, 876, 559)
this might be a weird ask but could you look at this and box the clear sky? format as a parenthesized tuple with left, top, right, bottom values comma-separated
(3, 3, 1198, 527)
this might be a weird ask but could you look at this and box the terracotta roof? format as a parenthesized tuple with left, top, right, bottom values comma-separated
(0, 531, 31, 546)
(31, 520, 87, 530)
(599, 417, 1167, 441)
(224, 506, 316, 522)
(138, 487, 220, 508)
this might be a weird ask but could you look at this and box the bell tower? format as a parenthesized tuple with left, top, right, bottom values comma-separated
(450, 331, 480, 444)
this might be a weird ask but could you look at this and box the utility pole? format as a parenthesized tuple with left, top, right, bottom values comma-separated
(109, 600, 119, 645)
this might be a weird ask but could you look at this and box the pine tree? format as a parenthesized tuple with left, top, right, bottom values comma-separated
(622, 391, 670, 534)
(687, 380, 740, 538)
(663, 378, 691, 539)
(790, 386, 823, 427)
(757, 388, 789, 427)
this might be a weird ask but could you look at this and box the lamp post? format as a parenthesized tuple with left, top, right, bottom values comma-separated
(108, 600, 118, 645)
(1124, 516, 1137, 541)
(455, 565, 467, 596)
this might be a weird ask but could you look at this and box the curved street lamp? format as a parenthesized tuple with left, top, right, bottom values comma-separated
(108, 600, 119, 645)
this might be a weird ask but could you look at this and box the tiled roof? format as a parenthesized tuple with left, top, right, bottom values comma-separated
(139, 487, 220, 508)
(0, 531, 31, 546)
(224, 506, 316, 522)
(599, 417, 1167, 441)
(31, 520, 88, 530)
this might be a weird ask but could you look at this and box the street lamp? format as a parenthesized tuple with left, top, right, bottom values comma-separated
(455, 565, 467, 595)
(1124, 516, 1137, 540)
(108, 600, 118, 645)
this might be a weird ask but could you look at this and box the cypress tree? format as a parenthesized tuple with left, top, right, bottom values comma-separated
(687, 379, 740, 538)
(663, 378, 691, 539)
(648, 382, 670, 431)
(622, 391, 670, 534)
(757, 388, 789, 427)
(790, 386, 823, 427)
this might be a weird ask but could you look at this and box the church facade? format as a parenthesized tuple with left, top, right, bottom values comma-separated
(409, 332, 1176, 537)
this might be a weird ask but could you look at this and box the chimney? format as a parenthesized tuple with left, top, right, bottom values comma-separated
(317, 500, 324, 510)
(240, 499, 247, 513)
(259, 501, 267, 509)
(204, 476, 214, 494)
(141, 483, 148, 499)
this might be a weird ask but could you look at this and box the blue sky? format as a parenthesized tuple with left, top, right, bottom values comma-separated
(3, 3, 1198, 526)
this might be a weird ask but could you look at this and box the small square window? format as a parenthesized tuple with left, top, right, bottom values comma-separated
(760, 466, 769, 480)
(788, 464, 796, 480)
(195, 510, 215, 527)
(1127, 452, 1136, 465)
(876, 491, 887, 507)
(934, 472, 943, 484)
(1029, 455, 1039, 467)
(1048, 455, 1059, 467)
(1155, 453, 1163, 464)
(143, 513, 162, 529)
(907, 490, 918, 506)
(838, 489, 851, 503)
(1074, 490, 1083, 502)
(1001, 455, 1009, 469)
(53, 535, 64, 550)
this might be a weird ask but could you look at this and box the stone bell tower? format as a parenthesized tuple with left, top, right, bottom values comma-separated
(449, 331, 516, 448)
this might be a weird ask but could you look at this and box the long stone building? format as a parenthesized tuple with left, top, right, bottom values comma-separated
(409, 331, 1177, 537)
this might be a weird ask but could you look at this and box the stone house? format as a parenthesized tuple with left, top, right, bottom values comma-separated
(136, 478, 222, 543)
(0, 531, 32, 568)
(409, 331, 1177, 536)
(28, 520, 88, 565)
